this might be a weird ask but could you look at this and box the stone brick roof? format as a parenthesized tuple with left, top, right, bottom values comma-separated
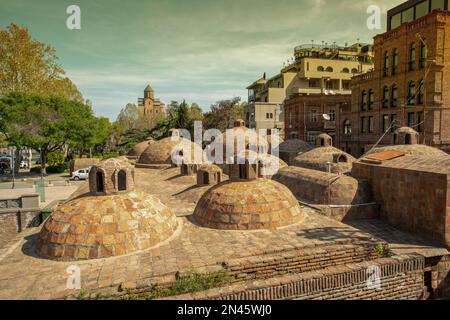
(279, 139, 312, 153)
(193, 179, 305, 230)
(138, 137, 201, 165)
(361, 145, 450, 175)
(293, 146, 355, 174)
(126, 139, 154, 158)
(36, 191, 178, 261)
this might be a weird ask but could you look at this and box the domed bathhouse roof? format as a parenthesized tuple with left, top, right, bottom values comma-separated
(193, 155, 305, 230)
(221, 150, 287, 178)
(293, 134, 355, 174)
(208, 119, 269, 163)
(193, 179, 305, 230)
(278, 139, 313, 165)
(126, 138, 154, 160)
(293, 147, 355, 174)
(36, 158, 179, 261)
(137, 137, 203, 168)
(364, 144, 448, 158)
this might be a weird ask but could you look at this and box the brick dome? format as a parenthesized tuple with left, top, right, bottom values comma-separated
(126, 139, 154, 159)
(293, 146, 355, 174)
(208, 121, 269, 162)
(36, 191, 178, 261)
(138, 137, 202, 165)
(278, 139, 313, 165)
(193, 179, 305, 230)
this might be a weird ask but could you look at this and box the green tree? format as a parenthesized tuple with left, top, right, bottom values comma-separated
(116, 103, 139, 132)
(0, 92, 100, 174)
(203, 97, 244, 131)
(0, 23, 82, 100)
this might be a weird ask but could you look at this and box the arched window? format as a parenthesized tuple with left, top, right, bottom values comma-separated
(368, 89, 374, 110)
(342, 68, 349, 73)
(391, 84, 398, 107)
(325, 67, 333, 72)
(392, 48, 398, 75)
(351, 68, 358, 74)
(239, 164, 248, 180)
(407, 81, 416, 105)
(118, 170, 127, 191)
(405, 134, 412, 145)
(343, 119, 352, 134)
(382, 86, 389, 108)
(409, 43, 416, 71)
(96, 171, 104, 193)
(419, 41, 426, 68)
(383, 51, 389, 77)
(417, 79, 424, 105)
(361, 90, 367, 111)
(317, 66, 324, 72)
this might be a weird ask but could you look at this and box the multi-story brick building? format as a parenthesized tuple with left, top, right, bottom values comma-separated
(340, 0, 450, 156)
(247, 43, 373, 133)
(284, 95, 351, 144)
(281, 43, 373, 143)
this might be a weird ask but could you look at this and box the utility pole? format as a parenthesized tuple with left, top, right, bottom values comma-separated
(10, 146, 16, 189)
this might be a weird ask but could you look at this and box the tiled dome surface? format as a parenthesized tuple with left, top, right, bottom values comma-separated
(279, 139, 312, 153)
(293, 146, 356, 174)
(36, 191, 178, 261)
(127, 139, 154, 158)
(193, 179, 305, 230)
(138, 137, 200, 165)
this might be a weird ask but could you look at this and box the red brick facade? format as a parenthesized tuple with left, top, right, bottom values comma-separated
(284, 94, 351, 146)
(340, 11, 450, 157)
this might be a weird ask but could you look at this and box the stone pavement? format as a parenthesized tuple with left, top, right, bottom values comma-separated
(0, 168, 444, 300)
(0, 184, 82, 209)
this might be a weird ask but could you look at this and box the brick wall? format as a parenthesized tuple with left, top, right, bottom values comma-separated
(352, 162, 450, 247)
(169, 255, 425, 300)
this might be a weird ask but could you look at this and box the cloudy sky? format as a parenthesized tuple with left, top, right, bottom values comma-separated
(0, 0, 404, 120)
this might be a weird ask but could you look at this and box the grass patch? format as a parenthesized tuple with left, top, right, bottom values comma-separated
(375, 243, 387, 258)
(124, 270, 232, 300)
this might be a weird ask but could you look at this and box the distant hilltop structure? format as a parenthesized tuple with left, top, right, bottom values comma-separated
(137, 84, 166, 116)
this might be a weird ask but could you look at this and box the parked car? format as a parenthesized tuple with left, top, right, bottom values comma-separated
(71, 168, 90, 181)
(35, 158, 42, 165)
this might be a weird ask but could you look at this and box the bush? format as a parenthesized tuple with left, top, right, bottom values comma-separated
(30, 166, 41, 174)
(47, 151, 65, 167)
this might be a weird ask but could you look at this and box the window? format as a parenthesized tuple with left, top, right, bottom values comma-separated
(408, 112, 415, 127)
(431, 0, 445, 10)
(342, 81, 350, 90)
(393, 48, 398, 75)
(390, 114, 397, 133)
(407, 81, 416, 105)
(351, 68, 358, 74)
(382, 86, 389, 108)
(417, 79, 424, 104)
(342, 68, 350, 73)
(368, 89, 374, 110)
(361, 117, 366, 133)
(329, 110, 336, 121)
(402, 7, 414, 23)
(309, 79, 318, 88)
(325, 67, 333, 72)
(317, 66, 324, 72)
(419, 41, 427, 68)
(383, 52, 389, 77)
(368, 116, 374, 133)
(417, 111, 424, 132)
(391, 13, 401, 30)
(289, 111, 292, 127)
(391, 85, 398, 107)
(416, 1, 429, 19)
(344, 119, 352, 134)
(266, 113, 274, 119)
(311, 110, 318, 122)
(361, 90, 367, 111)
(382, 115, 390, 132)
(409, 43, 416, 71)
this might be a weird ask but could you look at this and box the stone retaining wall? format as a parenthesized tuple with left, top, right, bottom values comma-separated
(169, 255, 424, 300)
(0, 194, 41, 248)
